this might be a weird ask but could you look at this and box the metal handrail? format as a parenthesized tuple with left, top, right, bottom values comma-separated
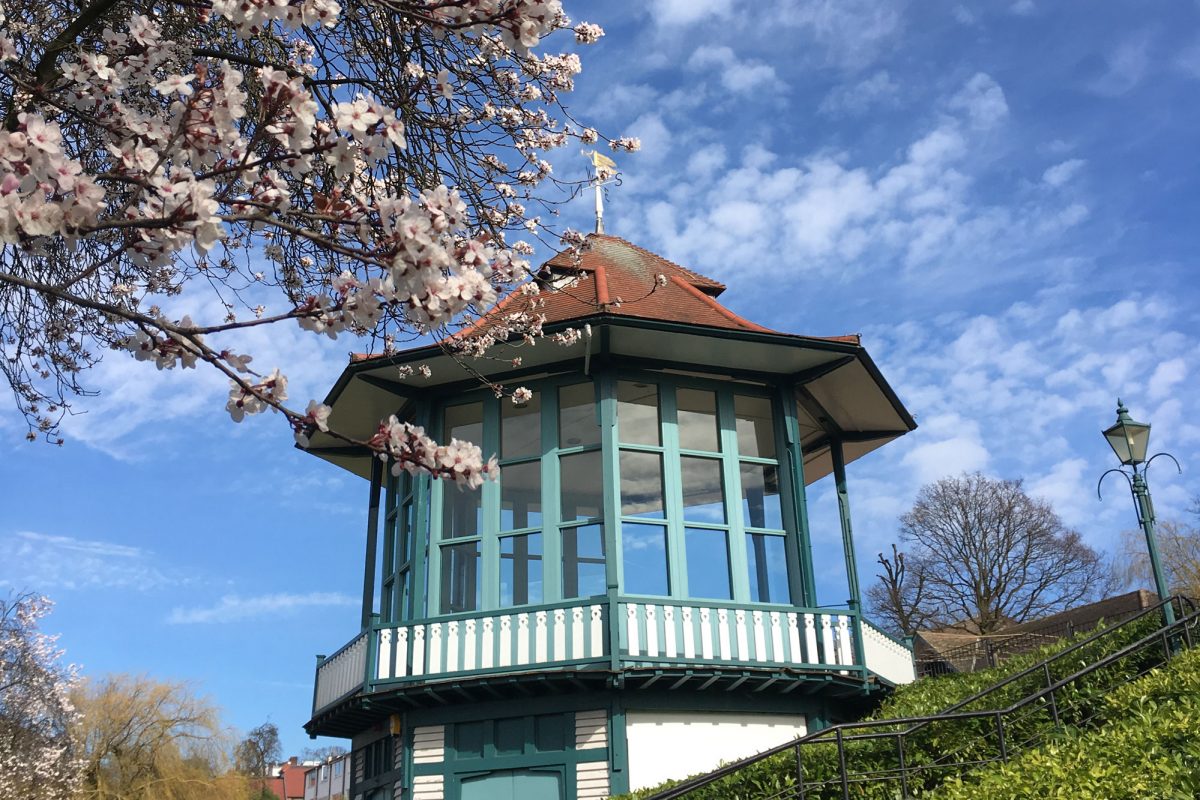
(647, 595, 1196, 800)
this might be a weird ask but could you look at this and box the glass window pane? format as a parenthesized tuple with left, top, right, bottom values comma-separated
(444, 402, 484, 444)
(440, 541, 480, 613)
(681, 456, 726, 523)
(620, 450, 665, 519)
(740, 463, 783, 529)
(618, 381, 661, 445)
(393, 500, 413, 567)
(559, 382, 599, 447)
(622, 523, 669, 596)
(500, 533, 543, 607)
(747, 533, 790, 604)
(502, 391, 541, 458)
(735, 395, 776, 459)
(563, 524, 606, 598)
(677, 388, 720, 451)
(501, 462, 543, 530)
(560, 450, 603, 522)
(442, 483, 482, 539)
(685, 527, 732, 599)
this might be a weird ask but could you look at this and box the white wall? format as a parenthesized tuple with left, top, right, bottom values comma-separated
(625, 711, 806, 792)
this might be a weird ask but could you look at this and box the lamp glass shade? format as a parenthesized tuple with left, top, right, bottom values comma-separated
(1103, 416, 1151, 465)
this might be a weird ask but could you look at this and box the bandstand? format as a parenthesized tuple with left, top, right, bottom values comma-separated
(301, 233, 918, 800)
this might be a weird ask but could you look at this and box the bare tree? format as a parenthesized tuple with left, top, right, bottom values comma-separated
(1120, 519, 1200, 599)
(234, 721, 281, 778)
(0, 594, 80, 800)
(873, 473, 1111, 635)
(866, 544, 938, 637)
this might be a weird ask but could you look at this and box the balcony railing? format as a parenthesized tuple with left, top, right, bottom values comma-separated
(312, 598, 913, 716)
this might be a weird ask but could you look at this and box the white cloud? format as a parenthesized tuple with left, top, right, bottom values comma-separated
(1089, 33, 1153, 96)
(647, 0, 732, 26)
(685, 144, 727, 178)
(1148, 357, 1187, 400)
(1010, 0, 1036, 16)
(2, 531, 171, 592)
(818, 70, 901, 117)
(686, 46, 782, 95)
(167, 592, 357, 624)
(1177, 37, 1200, 80)
(776, 0, 905, 70)
(948, 73, 1009, 130)
(1042, 158, 1086, 187)
(900, 413, 991, 484)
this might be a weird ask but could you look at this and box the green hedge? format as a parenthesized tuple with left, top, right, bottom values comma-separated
(614, 613, 1169, 800)
(932, 646, 1200, 800)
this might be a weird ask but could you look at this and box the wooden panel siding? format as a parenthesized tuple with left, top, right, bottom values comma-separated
(411, 775, 444, 800)
(576, 761, 611, 800)
(574, 710, 608, 750)
(412, 726, 445, 764)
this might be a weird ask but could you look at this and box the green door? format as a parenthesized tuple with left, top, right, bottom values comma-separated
(460, 769, 562, 800)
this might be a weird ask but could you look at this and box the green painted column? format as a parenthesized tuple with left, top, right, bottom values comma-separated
(830, 439, 861, 611)
(362, 456, 383, 631)
(782, 388, 817, 606)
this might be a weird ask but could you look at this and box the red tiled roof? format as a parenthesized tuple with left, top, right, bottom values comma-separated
(348, 233, 861, 362)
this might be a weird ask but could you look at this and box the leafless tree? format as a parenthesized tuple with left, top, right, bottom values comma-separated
(867, 544, 939, 637)
(234, 721, 281, 778)
(872, 473, 1112, 635)
(1120, 518, 1200, 600)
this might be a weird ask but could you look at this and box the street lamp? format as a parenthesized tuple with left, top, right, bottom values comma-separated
(1098, 399, 1181, 625)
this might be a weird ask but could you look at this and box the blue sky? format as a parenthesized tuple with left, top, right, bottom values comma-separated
(3, 0, 1199, 758)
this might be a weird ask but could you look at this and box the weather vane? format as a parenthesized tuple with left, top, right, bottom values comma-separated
(583, 149, 618, 233)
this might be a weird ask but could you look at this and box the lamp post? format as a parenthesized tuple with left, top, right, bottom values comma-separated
(1098, 399, 1181, 626)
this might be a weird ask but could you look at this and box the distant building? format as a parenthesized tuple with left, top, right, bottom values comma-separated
(301, 234, 919, 799)
(264, 757, 314, 800)
(305, 753, 351, 800)
(914, 589, 1159, 676)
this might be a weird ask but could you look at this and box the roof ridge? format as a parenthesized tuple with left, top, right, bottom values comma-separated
(590, 233, 726, 291)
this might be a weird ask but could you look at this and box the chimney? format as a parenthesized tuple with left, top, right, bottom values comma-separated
(289, 757, 298, 765)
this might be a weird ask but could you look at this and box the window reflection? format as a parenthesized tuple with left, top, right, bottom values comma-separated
(502, 391, 541, 458)
(680, 456, 726, 523)
(735, 395, 775, 459)
(500, 533, 543, 606)
(740, 463, 783, 529)
(685, 527, 731, 599)
(677, 388, 719, 452)
(620, 450, 665, 519)
(442, 484, 482, 538)
(445, 402, 483, 444)
(558, 383, 599, 447)
(746, 533, 789, 603)
(501, 461, 542, 530)
(563, 524, 606, 598)
(617, 381, 660, 445)
(560, 450, 603, 521)
(441, 541, 480, 613)
(622, 523, 669, 596)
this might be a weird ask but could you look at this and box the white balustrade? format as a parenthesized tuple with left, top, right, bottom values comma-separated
(619, 601, 857, 668)
(374, 601, 608, 685)
(313, 632, 368, 713)
(315, 601, 911, 716)
(861, 620, 916, 685)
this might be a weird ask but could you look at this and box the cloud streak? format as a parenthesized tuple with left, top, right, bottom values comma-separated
(167, 592, 358, 624)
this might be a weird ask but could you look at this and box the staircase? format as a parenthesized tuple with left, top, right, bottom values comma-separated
(644, 597, 1199, 800)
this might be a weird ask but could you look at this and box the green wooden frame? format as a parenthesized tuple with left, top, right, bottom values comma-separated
(376, 361, 848, 624)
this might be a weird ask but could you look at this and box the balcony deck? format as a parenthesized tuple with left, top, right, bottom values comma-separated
(310, 597, 914, 728)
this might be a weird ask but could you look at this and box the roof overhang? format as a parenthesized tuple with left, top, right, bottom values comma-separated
(300, 315, 916, 484)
